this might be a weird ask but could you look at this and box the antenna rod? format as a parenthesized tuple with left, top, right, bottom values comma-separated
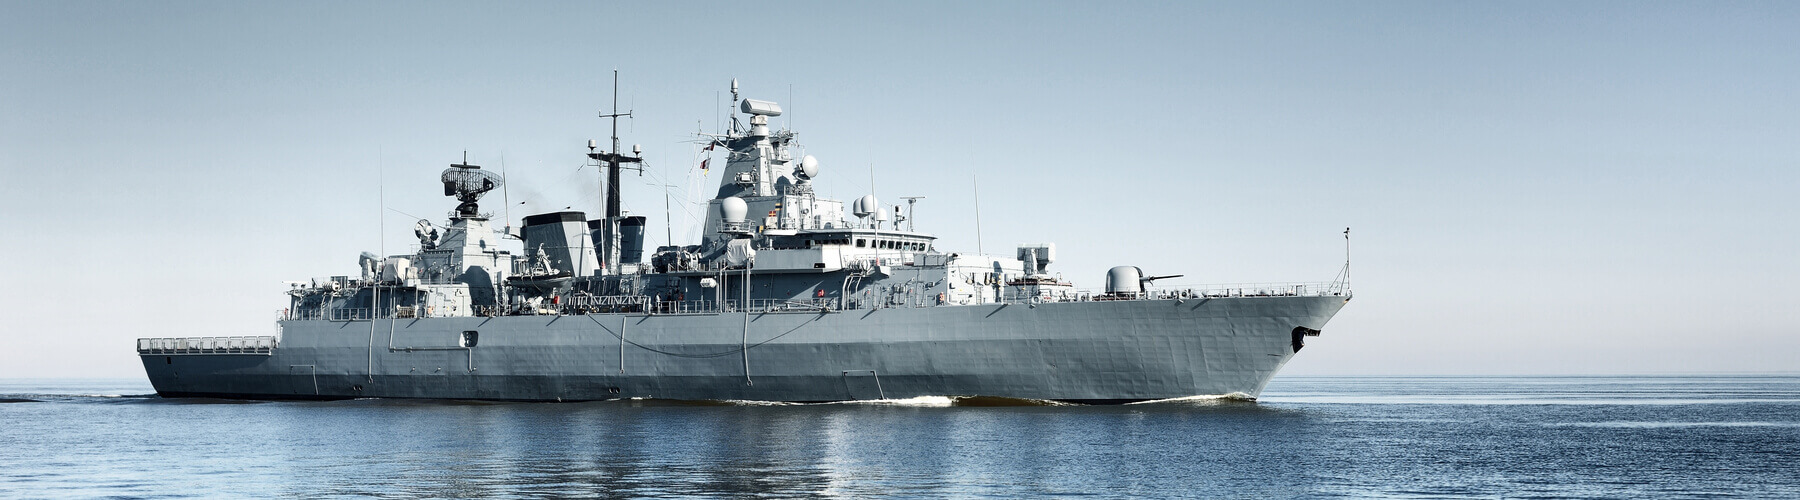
(501, 155, 512, 236)
(607, 70, 621, 271)
(663, 183, 675, 249)
(972, 175, 984, 255)
(1344, 227, 1352, 288)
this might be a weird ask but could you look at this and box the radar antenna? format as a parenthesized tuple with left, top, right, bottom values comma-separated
(441, 151, 502, 219)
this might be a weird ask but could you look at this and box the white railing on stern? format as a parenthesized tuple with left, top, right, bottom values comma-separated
(138, 336, 278, 355)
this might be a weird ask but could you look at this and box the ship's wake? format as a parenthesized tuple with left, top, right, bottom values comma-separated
(0, 393, 162, 404)
(708, 394, 1248, 407)
(823, 396, 956, 407)
(21, 393, 1259, 406)
(714, 396, 1080, 407)
(948, 395, 1080, 407)
(1125, 392, 1258, 405)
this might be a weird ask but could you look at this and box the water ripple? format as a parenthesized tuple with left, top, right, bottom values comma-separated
(2, 376, 1797, 497)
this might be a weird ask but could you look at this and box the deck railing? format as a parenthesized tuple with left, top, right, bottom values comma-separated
(278, 281, 1348, 320)
(1067, 282, 1349, 301)
(138, 336, 278, 355)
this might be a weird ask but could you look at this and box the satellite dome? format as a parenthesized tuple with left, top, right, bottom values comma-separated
(720, 197, 748, 223)
(874, 207, 890, 222)
(853, 194, 878, 218)
(798, 155, 819, 180)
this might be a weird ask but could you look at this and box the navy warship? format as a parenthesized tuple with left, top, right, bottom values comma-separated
(137, 78, 1352, 403)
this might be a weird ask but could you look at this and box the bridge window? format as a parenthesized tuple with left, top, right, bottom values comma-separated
(856, 239, 866, 248)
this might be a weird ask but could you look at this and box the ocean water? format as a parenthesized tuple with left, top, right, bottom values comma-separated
(3, 376, 1797, 498)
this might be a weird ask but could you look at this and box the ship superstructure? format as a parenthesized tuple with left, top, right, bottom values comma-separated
(138, 78, 1351, 403)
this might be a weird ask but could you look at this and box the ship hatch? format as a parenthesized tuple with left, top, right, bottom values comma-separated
(461, 331, 479, 348)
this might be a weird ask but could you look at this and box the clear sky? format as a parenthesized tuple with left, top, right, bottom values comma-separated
(2, 1, 1796, 378)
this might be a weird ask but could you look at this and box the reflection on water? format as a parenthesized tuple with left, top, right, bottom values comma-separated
(3, 377, 1798, 497)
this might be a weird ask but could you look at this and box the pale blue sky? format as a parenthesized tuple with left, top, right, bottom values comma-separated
(3, 1, 1796, 378)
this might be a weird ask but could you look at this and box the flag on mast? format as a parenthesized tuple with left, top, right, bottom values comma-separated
(699, 142, 716, 173)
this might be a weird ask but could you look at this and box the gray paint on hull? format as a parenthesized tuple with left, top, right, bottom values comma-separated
(142, 296, 1347, 402)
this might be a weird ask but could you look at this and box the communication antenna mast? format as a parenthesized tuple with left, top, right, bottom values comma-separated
(500, 155, 513, 237)
(972, 175, 984, 255)
(727, 79, 742, 134)
(900, 196, 925, 232)
(1343, 227, 1352, 288)
(661, 183, 677, 249)
(1330, 227, 1353, 295)
(589, 69, 644, 274)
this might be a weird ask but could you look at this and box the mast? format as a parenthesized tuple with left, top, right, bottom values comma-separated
(589, 70, 642, 274)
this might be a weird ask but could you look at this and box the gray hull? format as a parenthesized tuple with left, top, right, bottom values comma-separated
(141, 296, 1347, 403)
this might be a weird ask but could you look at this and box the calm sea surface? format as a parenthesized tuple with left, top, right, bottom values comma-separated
(4, 376, 1797, 498)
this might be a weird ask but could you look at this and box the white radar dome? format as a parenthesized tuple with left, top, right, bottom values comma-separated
(853, 194, 878, 218)
(797, 155, 819, 179)
(720, 197, 749, 223)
